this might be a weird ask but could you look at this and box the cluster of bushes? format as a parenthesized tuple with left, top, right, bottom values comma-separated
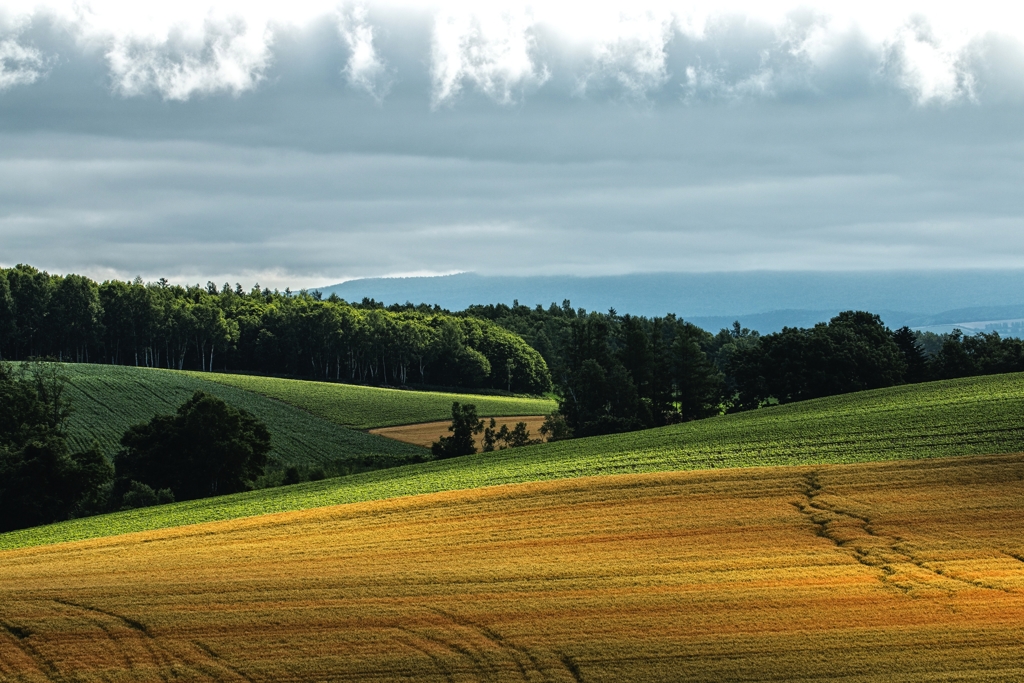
(0, 362, 272, 533)
(0, 264, 551, 394)
(430, 402, 544, 458)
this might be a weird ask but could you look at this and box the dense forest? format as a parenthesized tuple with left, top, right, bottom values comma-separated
(0, 264, 550, 394)
(468, 302, 1024, 436)
(4, 264, 1024, 439)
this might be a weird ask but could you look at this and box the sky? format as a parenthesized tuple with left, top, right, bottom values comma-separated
(2, 1, 1024, 289)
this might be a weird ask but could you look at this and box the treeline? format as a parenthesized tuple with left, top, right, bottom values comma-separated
(0, 265, 550, 394)
(467, 302, 1024, 436)
(468, 300, 739, 436)
(6, 264, 1024, 437)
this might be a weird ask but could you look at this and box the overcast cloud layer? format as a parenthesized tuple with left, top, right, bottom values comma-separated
(2, 1, 1024, 288)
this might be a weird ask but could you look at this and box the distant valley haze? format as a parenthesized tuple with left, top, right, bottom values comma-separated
(3, 0, 1024, 329)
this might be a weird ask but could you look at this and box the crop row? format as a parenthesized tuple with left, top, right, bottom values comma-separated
(59, 365, 426, 467)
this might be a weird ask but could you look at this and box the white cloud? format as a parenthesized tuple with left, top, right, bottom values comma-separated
(576, 10, 673, 99)
(0, 1, 1024, 105)
(29, 1, 341, 100)
(338, 5, 391, 101)
(430, 6, 548, 106)
(97, 14, 273, 100)
(585, 9, 671, 98)
(0, 37, 45, 89)
(883, 17, 975, 104)
(102, 20, 272, 99)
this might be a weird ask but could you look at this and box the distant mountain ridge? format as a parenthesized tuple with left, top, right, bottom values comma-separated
(319, 271, 1024, 335)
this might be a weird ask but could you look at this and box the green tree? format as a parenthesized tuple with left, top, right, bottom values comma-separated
(431, 402, 483, 458)
(0, 270, 14, 360)
(670, 329, 724, 421)
(99, 279, 157, 366)
(119, 481, 174, 511)
(892, 326, 930, 383)
(482, 418, 541, 451)
(115, 391, 271, 501)
(0, 362, 112, 532)
(730, 311, 906, 407)
(538, 412, 573, 442)
(7, 264, 54, 359)
(190, 296, 237, 372)
(50, 274, 103, 363)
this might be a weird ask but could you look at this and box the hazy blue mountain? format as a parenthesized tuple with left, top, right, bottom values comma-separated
(318, 271, 1024, 334)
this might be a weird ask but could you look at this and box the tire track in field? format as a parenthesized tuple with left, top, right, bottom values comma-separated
(192, 640, 259, 682)
(557, 653, 585, 683)
(795, 472, 1013, 594)
(391, 632, 458, 683)
(50, 598, 256, 682)
(430, 608, 546, 682)
(0, 618, 65, 683)
(394, 625, 498, 681)
(411, 610, 581, 683)
(51, 598, 173, 683)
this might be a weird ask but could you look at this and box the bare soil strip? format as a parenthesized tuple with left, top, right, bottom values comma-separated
(370, 415, 548, 449)
(3, 453, 1024, 681)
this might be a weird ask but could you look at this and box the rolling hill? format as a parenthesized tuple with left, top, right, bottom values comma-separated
(58, 364, 427, 468)
(55, 364, 554, 470)
(195, 371, 556, 429)
(3, 452, 1024, 681)
(7, 371, 1024, 550)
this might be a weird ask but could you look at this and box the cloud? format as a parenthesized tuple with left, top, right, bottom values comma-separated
(430, 6, 548, 106)
(1, 1, 1024, 105)
(0, 37, 46, 90)
(99, 16, 273, 100)
(574, 10, 674, 99)
(6, 95, 1024, 286)
(882, 17, 975, 104)
(338, 5, 391, 101)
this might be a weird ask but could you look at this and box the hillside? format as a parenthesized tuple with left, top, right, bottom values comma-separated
(3, 453, 1024, 681)
(58, 364, 427, 468)
(196, 372, 556, 429)
(6, 372, 1024, 550)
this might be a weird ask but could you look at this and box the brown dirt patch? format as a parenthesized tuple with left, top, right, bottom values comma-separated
(370, 415, 548, 449)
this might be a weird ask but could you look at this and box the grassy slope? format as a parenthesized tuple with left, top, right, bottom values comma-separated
(5, 372, 1024, 551)
(196, 372, 557, 429)
(59, 364, 425, 466)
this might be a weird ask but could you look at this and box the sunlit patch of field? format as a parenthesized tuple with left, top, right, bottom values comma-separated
(3, 453, 1024, 682)
(197, 372, 557, 429)
(370, 415, 548, 449)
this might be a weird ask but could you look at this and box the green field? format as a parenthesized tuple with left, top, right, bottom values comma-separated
(6, 371, 1024, 551)
(196, 372, 557, 429)
(57, 364, 426, 467)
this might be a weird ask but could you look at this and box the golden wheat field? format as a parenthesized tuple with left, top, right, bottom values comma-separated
(369, 416, 548, 449)
(3, 453, 1024, 682)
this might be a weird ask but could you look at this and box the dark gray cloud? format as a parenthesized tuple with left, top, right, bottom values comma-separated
(2, 3, 1024, 288)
